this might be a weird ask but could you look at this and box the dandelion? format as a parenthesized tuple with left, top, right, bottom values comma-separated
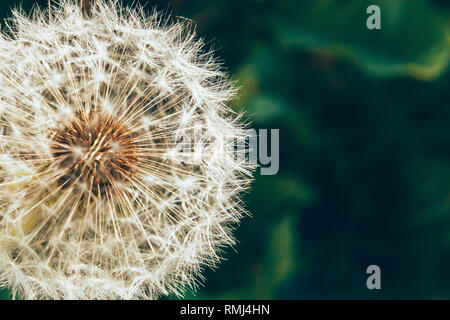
(0, 0, 254, 299)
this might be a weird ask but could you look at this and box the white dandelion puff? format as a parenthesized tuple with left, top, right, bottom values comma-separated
(0, 0, 255, 299)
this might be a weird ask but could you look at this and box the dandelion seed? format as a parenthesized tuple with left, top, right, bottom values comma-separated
(0, 0, 254, 299)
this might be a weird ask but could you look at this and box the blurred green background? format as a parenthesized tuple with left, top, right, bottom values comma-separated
(0, 0, 449, 299)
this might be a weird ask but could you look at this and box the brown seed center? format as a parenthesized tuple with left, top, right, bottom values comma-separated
(50, 109, 138, 195)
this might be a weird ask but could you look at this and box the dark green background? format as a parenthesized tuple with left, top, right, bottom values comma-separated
(0, 0, 449, 299)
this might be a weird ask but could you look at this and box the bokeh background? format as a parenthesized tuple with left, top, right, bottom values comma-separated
(0, 0, 449, 299)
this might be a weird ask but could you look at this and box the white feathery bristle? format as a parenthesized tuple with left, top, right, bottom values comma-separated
(0, 0, 254, 300)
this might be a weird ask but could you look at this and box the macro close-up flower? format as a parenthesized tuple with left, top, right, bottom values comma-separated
(0, 0, 254, 299)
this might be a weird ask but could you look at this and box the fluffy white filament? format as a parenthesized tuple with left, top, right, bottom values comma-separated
(0, 0, 253, 299)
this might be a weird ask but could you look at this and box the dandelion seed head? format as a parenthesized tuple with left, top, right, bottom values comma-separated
(0, 0, 254, 299)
